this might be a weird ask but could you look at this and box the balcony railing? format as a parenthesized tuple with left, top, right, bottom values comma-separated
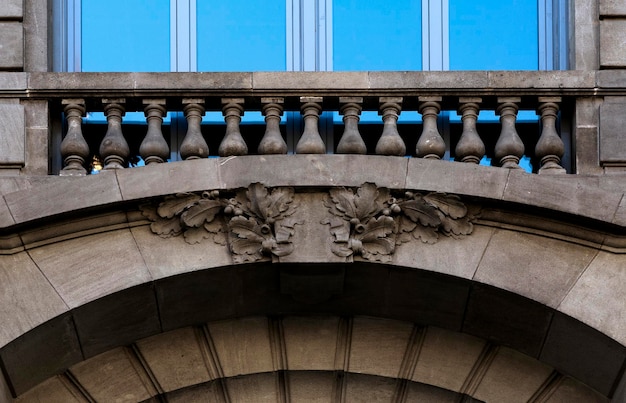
(21, 71, 601, 175)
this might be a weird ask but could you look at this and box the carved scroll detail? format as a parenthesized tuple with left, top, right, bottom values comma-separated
(322, 183, 477, 262)
(140, 183, 302, 263)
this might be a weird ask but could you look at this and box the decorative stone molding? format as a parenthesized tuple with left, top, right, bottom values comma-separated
(322, 183, 477, 262)
(141, 183, 302, 263)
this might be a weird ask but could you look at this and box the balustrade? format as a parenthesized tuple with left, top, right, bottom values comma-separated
(58, 93, 568, 175)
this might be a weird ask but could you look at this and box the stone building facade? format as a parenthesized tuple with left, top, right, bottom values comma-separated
(0, 0, 626, 402)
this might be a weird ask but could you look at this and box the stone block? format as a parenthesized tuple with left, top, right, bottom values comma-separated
(131, 72, 252, 91)
(218, 155, 408, 190)
(0, 0, 22, 18)
(0, 314, 82, 396)
(540, 313, 626, 396)
(473, 347, 553, 403)
(117, 159, 222, 201)
(0, 252, 68, 349)
(289, 371, 334, 403)
(0, 73, 26, 89)
(253, 71, 369, 90)
(574, 126, 602, 175)
(130, 225, 232, 280)
(136, 327, 213, 392)
(474, 229, 598, 307)
(166, 381, 223, 402)
(0, 196, 15, 228)
(73, 284, 161, 358)
(0, 104, 24, 167)
(4, 173, 123, 224)
(600, 100, 626, 164)
(406, 158, 509, 201)
(348, 317, 413, 378)
(597, 70, 626, 88)
(601, 0, 626, 15)
(572, 0, 600, 71)
(600, 19, 626, 67)
(23, 127, 48, 175)
(207, 317, 274, 377)
(369, 71, 489, 90)
(225, 372, 277, 403)
(283, 316, 339, 371)
(394, 225, 495, 280)
(502, 171, 622, 223)
(412, 327, 486, 393)
(345, 373, 396, 402)
(463, 284, 553, 357)
(488, 71, 594, 89)
(546, 377, 609, 403)
(0, 23, 22, 69)
(69, 348, 155, 402)
(559, 251, 626, 346)
(13, 376, 83, 403)
(405, 382, 463, 402)
(27, 229, 151, 308)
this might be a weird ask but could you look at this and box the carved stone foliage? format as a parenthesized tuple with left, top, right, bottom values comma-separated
(141, 184, 301, 263)
(322, 183, 477, 262)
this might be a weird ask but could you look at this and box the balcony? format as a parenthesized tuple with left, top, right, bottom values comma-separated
(4, 70, 606, 176)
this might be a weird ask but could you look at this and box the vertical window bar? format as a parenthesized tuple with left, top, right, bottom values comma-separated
(286, 0, 298, 71)
(557, 0, 568, 69)
(442, 0, 449, 70)
(422, 0, 430, 70)
(69, 0, 81, 72)
(538, 0, 550, 70)
(52, 0, 67, 72)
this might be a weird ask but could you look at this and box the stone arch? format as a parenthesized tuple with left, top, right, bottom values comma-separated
(0, 156, 625, 401)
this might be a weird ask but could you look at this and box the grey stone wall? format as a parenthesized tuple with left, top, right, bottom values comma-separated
(0, 0, 23, 70)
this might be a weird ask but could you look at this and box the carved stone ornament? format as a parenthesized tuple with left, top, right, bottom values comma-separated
(322, 183, 477, 262)
(141, 183, 302, 263)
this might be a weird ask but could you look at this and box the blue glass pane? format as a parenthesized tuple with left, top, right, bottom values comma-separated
(449, 0, 538, 70)
(197, 0, 286, 71)
(81, 0, 170, 72)
(333, 0, 422, 71)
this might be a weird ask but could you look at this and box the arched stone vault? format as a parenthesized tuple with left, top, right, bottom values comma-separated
(0, 155, 625, 402)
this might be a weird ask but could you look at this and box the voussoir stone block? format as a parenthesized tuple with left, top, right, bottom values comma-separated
(0, 22, 23, 69)
(600, 19, 626, 67)
(283, 316, 339, 371)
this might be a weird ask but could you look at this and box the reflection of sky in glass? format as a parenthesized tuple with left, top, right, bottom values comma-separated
(333, 0, 422, 71)
(197, 0, 286, 71)
(81, 0, 170, 72)
(449, 0, 538, 70)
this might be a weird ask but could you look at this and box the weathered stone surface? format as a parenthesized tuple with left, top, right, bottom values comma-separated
(69, 348, 155, 402)
(473, 347, 553, 403)
(503, 171, 622, 223)
(0, 23, 22, 69)
(406, 158, 509, 200)
(131, 225, 231, 280)
(218, 155, 408, 189)
(489, 70, 595, 89)
(136, 327, 213, 392)
(348, 317, 413, 378)
(166, 381, 223, 403)
(573, 0, 600, 71)
(370, 71, 489, 89)
(412, 327, 486, 393)
(601, 0, 626, 15)
(0, 252, 68, 349)
(4, 172, 122, 224)
(394, 225, 494, 280)
(600, 19, 626, 67)
(599, 99, 626, 164)
(283, 316, 339, 371)
(547, 377, 609, 403)
(0, 314, 82, 396)
(405, 382, 464, 402)
(0, 72, 26, 89)
(540, 313, 626, 396)
(597, 70, 626, 88)
(27, 229, 151, 308)
(0, 0, 22, 18)
(73, 284, 161, 358)
(559, 251, 626, 346)
(289, 371, 334, 402)
(474, 229, 598, 307)
(253, 71, 369, 90)
(345, 373, 396, 402)
(132, 72, 252, 90)
(117, 159, 221, 201)
(0, 104, 24, 167)
(226, 372, 277, 403)
(208, 316, 274, 377)
(13, 376, 83, 403)
(0, 196, 15, 228)
(463, 285, 553, 357)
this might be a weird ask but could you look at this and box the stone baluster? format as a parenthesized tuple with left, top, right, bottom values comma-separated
(180, 99, 209, 160)
(416, 97, 445, 159)
(258, 98, 287, 154)
(99, 98, 129, 170)
(337, 97, 366, 154)
(296, 97, 325, 154)
(139, 99, 169, 165)
(375, 97, 405, 156)
(218, 98, 248, 157)
(60, 99, 89, 176)
(536, 97, 566, 174)
(455, 98, 485, 164)
(494, 97, 525, 169)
